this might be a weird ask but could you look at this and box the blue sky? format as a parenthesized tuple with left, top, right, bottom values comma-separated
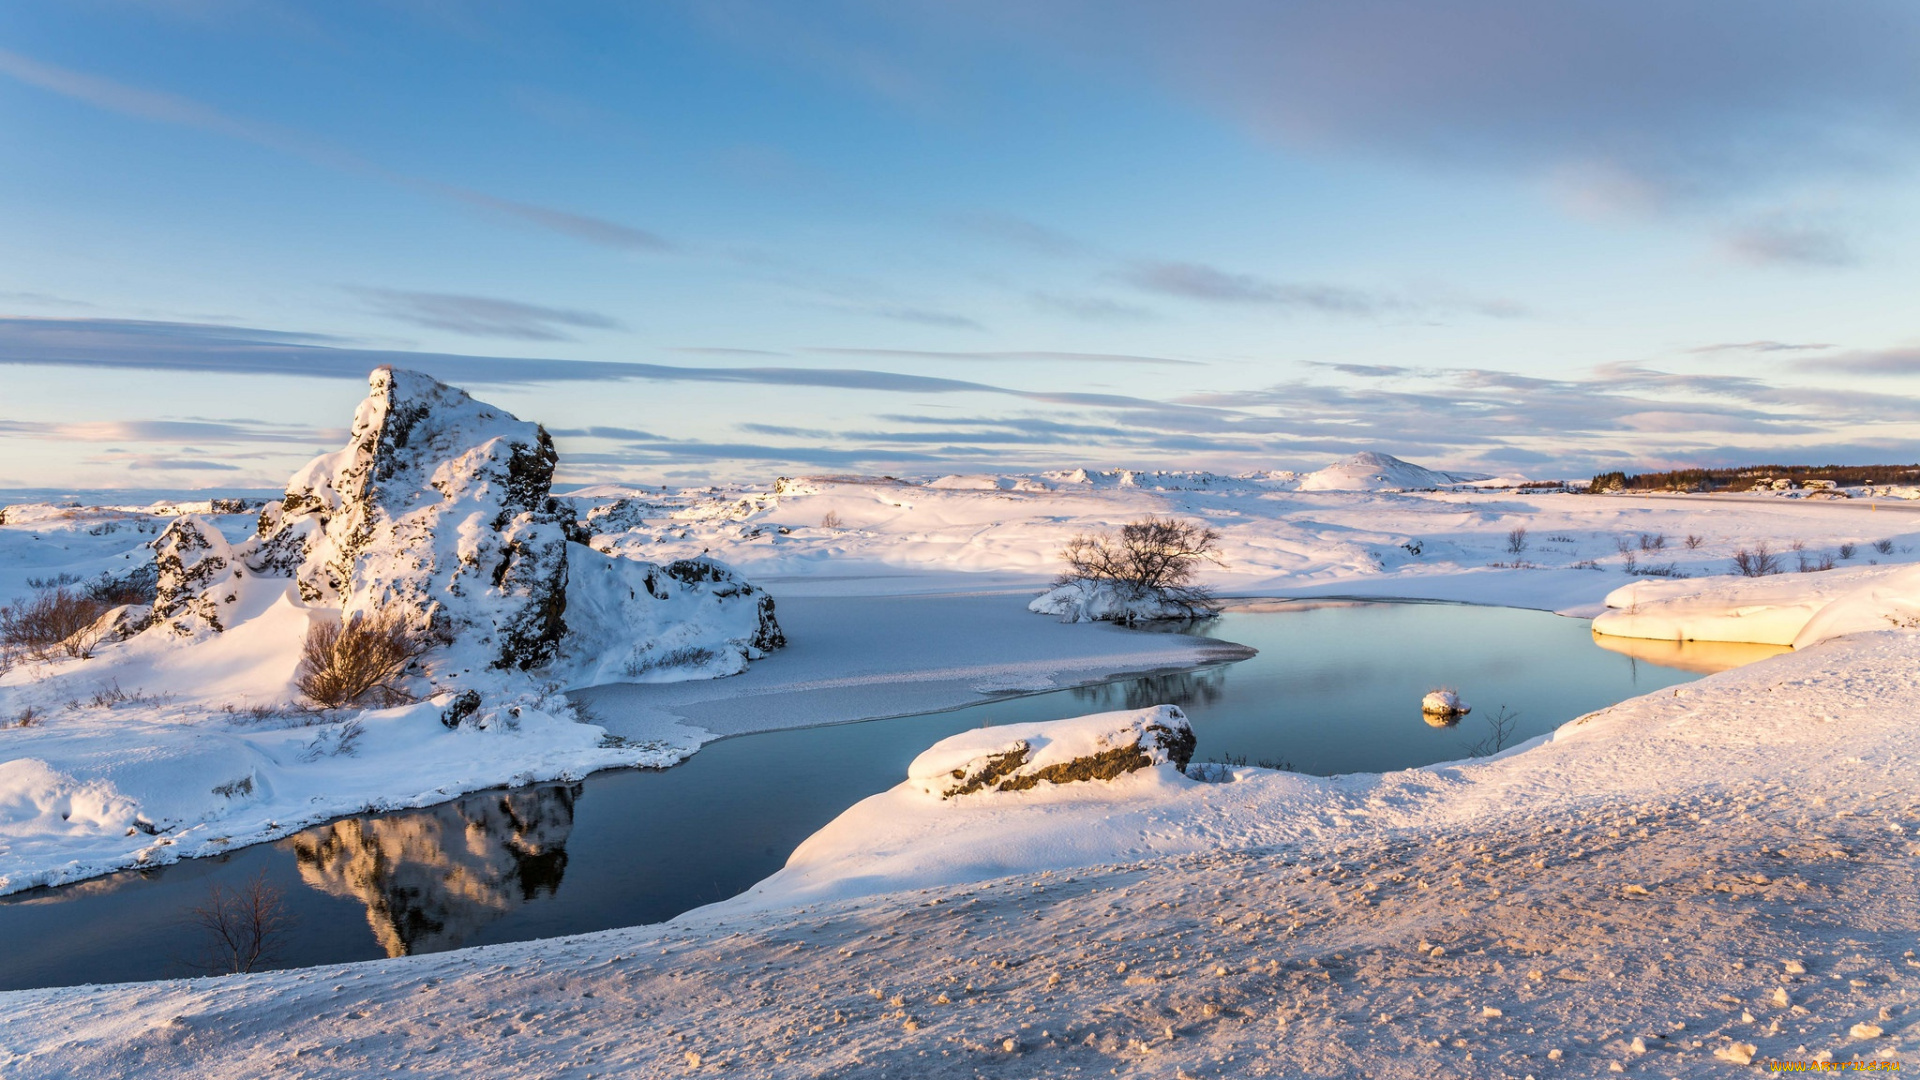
(2, 1, 1918, 491)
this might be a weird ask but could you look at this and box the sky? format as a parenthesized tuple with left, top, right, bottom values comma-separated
(2, 0, 1919, 493)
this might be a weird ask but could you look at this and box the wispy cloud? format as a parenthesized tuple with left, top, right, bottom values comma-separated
(350, 288, 626, 341)
(1687, 340, 1835, 355)
(806, 347, 1203, 367)
(948, 211, 1092, 257)
(913, 1, 1920, 208)
(865, 305, 985, 330)
(0, 47, 672, 254)
(1801, 345, 1920, 375)
(1121, 261, 1387, 314)
(0, 418, 348, 444)
(1026, 292, 1155, 322)
(1721, 217, 1859, 268)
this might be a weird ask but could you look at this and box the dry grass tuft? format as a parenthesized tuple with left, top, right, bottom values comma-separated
(296, 610, 434, 708)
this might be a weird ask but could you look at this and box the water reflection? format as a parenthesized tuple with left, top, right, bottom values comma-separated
(1421, 710, 1461, 729)
(286, 783, 579, 957)
(1069, 667, 1228, 712)
(1589, 632, 1792, 675)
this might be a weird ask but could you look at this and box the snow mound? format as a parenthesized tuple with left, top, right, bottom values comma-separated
(909, 705, 1195, 798)
(1421, 689, 1470, 715)
(1298, 452, 1489, 492)
(1592, 565, 1908, 647)
(1028, 579, 1213, 624)
(557, 547, 784, 685)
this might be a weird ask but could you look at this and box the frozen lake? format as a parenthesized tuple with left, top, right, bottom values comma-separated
(0, 600, 1774, 990)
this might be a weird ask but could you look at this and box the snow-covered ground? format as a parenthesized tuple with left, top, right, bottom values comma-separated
(6, 435, 1920, 1076)
(4, 623, 1914, 1078)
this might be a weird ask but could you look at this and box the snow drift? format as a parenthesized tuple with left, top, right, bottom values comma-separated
(1592, 562, 1920, 649)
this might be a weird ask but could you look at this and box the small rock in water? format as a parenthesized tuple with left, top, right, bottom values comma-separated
(1421, 690, 1470, 715)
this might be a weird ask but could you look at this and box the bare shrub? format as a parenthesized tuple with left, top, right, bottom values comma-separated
(1639, 532, 1666, 551)
(1621, 552, 1638, 574)
(819, 510, 843, 529)
(1873, 539, 1896, 555)
(9, 705, 43, 728)
(1060, 516, 1223, 620)
(0, 586, 110, 661)
(189, 872, 292, 975)
(1838, 542, 1857, 560)
(296, 611, 433, 708)
(85, 565, 158, 606)
(1732, 543, 1783, 577)
(1614, 536, 1634, 556)
(1684, 534, 1704, 550)
(1505, 526, 1528, 554)
(1467, 706, 1520, 757)
(1797, 551, 1836, 573)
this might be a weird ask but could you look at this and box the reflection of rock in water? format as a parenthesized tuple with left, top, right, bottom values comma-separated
(1071, 668, 1227, 713)
(287, 783, 579, 958)
(1421, 710, 1461, 729)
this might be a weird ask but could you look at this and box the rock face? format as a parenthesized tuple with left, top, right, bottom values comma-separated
(151, 516, 240, 637)
(147, 366, 784, 685)
(908, 706, 1196, 799)
(251, 367, 573, 669)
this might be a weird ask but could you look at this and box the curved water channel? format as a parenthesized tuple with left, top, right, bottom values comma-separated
(0, 600, 1781, 990)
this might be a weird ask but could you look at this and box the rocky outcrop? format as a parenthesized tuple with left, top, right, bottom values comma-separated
(151, 516, 240, 637)
(249, 367, 573, 670)
(142, 366, 783, 688)
(909, 706, 1196, 799)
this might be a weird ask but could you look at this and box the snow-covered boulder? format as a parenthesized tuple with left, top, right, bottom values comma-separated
(1297, 451, 1489, 492)
(1029, 579, 1213, 624)
(150, 515, 241, 637)
(908, 706, 1196, 799)
(1420, 689, 1470, 716)
(557, 548, 784, 684)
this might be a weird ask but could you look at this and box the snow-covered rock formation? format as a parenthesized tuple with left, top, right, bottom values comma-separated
(149, 366, 785, 687)
(908, 706, 1196, 799)
(1297, 451, 1490, 492)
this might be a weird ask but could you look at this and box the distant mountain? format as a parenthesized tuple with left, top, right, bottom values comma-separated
(1296, 452, 1492, 492)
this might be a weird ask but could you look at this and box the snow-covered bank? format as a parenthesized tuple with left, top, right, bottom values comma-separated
(1593, 563, 1920, 648)
(5, 627, 1916, 1078)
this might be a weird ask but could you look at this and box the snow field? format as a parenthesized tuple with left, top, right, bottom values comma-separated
(3, 628, 1916, 1078)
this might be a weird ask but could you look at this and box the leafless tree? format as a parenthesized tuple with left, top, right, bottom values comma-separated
(297, 610, 434, 708)
(1505, 526, 1528, 554)
(1059, 516, 1224, 621)
(189, 872, 293, 975)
